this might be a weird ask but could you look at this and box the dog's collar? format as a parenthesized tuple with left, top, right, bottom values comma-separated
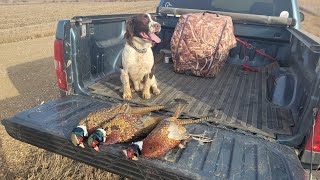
(129, 43, 147, 53)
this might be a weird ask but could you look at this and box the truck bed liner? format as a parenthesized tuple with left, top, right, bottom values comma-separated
(89, 61, 294, 137)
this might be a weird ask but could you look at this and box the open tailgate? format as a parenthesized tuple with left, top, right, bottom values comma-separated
(2, 95, 306, 180)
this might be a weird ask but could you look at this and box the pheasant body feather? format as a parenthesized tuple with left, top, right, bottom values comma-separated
(131, 104, 211, 158)
(91, 114, 163, 147)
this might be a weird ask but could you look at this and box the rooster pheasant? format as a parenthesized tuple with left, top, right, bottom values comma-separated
(87, 99, 188, 152)
(124, 102, 212, 160)
(70, 103, 169, 148)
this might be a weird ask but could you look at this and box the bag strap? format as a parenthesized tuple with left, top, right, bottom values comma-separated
(236, 37, 277, 72)
(204, 19, 228, 76)
(236, 38, 277, 61)
(174, 15, 190, 61)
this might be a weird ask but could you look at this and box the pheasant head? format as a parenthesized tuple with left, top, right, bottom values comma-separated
(87, 128, 106, 152)
(70, 125, 88, 148)
(124, 141, 143, 161)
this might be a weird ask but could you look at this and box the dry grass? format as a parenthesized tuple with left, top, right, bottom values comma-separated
(301, 13, 320, 37)
(0, 1, 158, 44)
(26, 150, 120, 180)
(299, 0, 320, 15)
(299, 0, 319, 5)
(299, 0, 320, 37)
(0, 1, 157, 179)
(0, 36, 124, 179)
(2, 145, 121, 179)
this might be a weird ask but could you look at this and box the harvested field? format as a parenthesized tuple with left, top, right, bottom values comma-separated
(301, 12, 320, 38)
(0, 1, 158, 44)
(0, 0, 319, 179)
(0, 32, 122, 180)
(0, 1, 157, 179)
(299, 0, 320, 15)
(300, 0, 320, 37)
(0, 0, 318, 44)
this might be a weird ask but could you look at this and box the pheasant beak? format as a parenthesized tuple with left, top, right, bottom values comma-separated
(91, 140, 100, 152)
(93, 146, 100, 152)
(78, 143, 85, 148)
(71, 133, 85, 148)
(132, 156, 139, 161)
(125, 148, 139, 160)
(77, 136, 85, 148)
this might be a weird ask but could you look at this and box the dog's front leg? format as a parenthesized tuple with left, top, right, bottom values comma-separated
(120, 69, 132, 100)
(133, 81, 142, 92)
(150, 75, 161, 95)
(142, 74, 151, 99)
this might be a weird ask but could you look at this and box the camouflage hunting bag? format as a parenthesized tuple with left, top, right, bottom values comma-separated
(171, 12, 237, 77)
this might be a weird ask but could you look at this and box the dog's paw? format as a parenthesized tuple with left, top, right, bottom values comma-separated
(142, 92, 151, 99)
(152, 88, 161, 95)
(123, 93, 132, 100)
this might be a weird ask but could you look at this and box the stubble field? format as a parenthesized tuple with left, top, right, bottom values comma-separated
(0, 1, 158, 179)
(0, 0, 319, 179)
(0, 1, 158, 44)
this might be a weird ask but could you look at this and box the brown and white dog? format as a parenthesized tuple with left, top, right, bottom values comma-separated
(121, 13, 161, 100)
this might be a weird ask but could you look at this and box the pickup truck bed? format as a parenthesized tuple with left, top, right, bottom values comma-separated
(2, 96, 305, 180)
(3, 4, 319, 178)
(89, 56, 294, 137)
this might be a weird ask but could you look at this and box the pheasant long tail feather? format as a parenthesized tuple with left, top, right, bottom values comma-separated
(80, 104, 129, 126)
(172, 99, 189, 118)
(177, 117, 210, 125)
(131, 105, 166, 114)
(173, 104, 185, 118)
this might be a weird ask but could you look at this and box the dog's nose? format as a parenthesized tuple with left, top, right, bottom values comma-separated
(154, 23, 161, 32)
(154, 23, 160, 29)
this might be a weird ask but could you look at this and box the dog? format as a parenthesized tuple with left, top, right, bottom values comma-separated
(121, 13, 162, 100)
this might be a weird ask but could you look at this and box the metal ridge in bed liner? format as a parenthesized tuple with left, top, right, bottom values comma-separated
(2, 95, 305, 180)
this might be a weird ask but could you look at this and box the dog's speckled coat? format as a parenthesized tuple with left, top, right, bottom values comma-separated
(121, 13, 161, 100)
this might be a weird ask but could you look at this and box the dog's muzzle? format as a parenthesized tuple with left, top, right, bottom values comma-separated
(150, 22, 161, 33)
(153, 23, 161, 33)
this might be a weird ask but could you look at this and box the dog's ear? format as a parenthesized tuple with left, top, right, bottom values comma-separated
(125, 16, 134, 43)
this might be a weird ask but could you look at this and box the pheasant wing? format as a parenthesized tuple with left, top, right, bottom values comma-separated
(141, 121, 181, 158)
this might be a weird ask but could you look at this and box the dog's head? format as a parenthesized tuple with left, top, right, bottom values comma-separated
(125, 13, 161, 44)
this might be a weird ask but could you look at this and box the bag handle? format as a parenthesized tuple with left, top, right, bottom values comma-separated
(204, 19, 228, 76)
(174, 15, 190, 62)
(203, 11, 219, 17)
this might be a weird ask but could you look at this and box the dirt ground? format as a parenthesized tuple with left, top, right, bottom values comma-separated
(0, 1, 158, 44)
(0, 1, 320, 179)
(0, 36, 123, 179)
(0, 1, 157, 179)
(301, 12, 320, 38)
